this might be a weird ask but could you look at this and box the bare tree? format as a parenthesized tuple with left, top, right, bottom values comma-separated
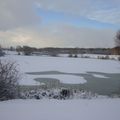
(0, 45, 5, 57)
(0, 60, 20, 101)
(16, 45, 22, 55)
(115, 30, 120, 47)
(22, 46, 33, 55)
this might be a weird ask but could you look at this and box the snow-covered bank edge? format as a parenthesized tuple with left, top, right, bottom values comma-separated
(0, 98, 120, 120)
(19, 87, 120, 100)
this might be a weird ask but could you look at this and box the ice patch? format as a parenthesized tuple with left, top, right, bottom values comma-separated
(36, 74, 87, 84)
(93, 74, 109, 78)
(19, 74, 86, 85)
(19, 74, 45, 86)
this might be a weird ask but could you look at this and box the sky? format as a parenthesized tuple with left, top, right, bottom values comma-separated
(0, 0, 120, 48)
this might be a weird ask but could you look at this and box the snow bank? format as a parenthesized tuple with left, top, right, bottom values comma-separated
(0, 99, 120, 120)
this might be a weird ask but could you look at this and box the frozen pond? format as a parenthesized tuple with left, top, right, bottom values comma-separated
(5, 55, 120, 95)
(26, 71, 120, 96)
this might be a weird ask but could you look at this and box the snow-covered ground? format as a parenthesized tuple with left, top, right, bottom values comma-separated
(0, 98, 120, 120)
(1, 52, 120, 120)
(4, 55, 120, 74)
(1, 54, 120, 85)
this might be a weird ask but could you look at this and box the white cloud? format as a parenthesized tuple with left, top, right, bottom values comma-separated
(0, 0, 118, 48)
(36, 0, 120, 24)
(0, 0, 40, 30)
(0, 0, 120, 31)
(0, 25, 116, 48)
(87, 9, 120, 24)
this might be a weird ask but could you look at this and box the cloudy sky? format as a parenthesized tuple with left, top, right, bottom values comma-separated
(0, 0, 120, 48)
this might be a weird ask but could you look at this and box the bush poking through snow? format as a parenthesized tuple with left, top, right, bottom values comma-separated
(0, 60, 20, 101)
(68, 54, 73, 57)
(118, 57, 120, 61)
(20, 89, 98, 100)
(74, 54, 78, 58)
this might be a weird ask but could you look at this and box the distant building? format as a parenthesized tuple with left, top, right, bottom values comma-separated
(111, 47, 120, 55)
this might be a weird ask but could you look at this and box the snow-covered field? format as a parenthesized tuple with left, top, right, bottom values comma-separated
(0, 98, 120, 120)
(1, 53, 120, 120)
(5, 54, 120, 74)
(2, 53, 120, 85)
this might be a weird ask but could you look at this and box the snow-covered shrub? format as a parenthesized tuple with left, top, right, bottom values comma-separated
(20, 88, 98, 100)
(104, 55, 109, 59)
(74, 54, 78, 58)
(98, 55, 109, 60)
(0, 60, 20, 101)
(60, 89, 71, 99)
(118, 57, 120, 61)
(97, 56, 101, 59)
(68, 54, 73, 57)
(110, 57, 115, 60)
(22, 46, 33, 55)
(0, 49, 5, 57)
(83, 56, 90, 58)
(50, 53, 58, 57)
(72, 89, 97, 99)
